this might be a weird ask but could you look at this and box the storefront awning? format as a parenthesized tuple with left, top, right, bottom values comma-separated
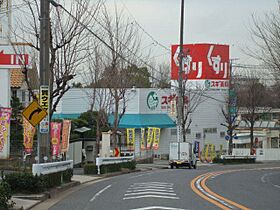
(109, 114, 176, 128)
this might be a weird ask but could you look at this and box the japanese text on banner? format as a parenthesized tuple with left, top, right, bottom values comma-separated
(146, 127, 154, 150)
(152, 128, 161, 150)
(126, 128, 135, 150)
(61, 120, 71, 153)
(140, 128, 146, 150)
(0, 108, 12, 153)
(23, 118, 36, 154)
(51, 122, 62, 156)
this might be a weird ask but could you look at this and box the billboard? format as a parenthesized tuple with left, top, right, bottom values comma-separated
(171, 43, 229, 81)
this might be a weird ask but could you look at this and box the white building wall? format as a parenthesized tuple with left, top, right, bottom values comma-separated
(56, 88, 228, 155)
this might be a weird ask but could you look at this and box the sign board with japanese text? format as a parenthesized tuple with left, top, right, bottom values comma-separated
(0, 107, 12, 159)
(39, 86, 50, 133)
(171, 43, 229, 81)
(22, 101, 47, 127)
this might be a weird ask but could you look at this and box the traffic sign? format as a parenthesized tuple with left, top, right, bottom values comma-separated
(225, 135, 230, 141)
(22, 101, 47, 127)
(114, 147, 120, 157)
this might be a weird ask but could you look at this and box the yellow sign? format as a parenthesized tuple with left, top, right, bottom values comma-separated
(22, 101, 47, 127)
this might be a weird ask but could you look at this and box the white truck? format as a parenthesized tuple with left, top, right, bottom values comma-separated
(169, 142, 197, 169)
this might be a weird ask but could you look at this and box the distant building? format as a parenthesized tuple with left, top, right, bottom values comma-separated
(54, 88, 228, 159)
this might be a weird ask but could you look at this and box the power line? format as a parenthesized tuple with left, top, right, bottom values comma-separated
(119, 0, 170, 53)
(53, 0, 173, 87)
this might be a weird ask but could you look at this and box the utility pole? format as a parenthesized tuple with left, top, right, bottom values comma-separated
(38, 0, 50, 163)
(177, 0, 185, 160)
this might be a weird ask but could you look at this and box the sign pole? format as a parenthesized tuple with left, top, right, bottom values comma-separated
(177, 0, 185, 160)
(39, 0, 50, 163)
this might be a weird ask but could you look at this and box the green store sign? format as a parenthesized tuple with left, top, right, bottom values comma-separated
(147, 91, 159, 110)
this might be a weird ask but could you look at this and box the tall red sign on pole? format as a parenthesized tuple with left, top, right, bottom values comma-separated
(171, 43, 229, 81)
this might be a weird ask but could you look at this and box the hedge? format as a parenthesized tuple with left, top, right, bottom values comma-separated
(0, 181, 14, 209)
(84, 161, 136, 175)
(213, 157, 256, 164)
(4, 169, 73, 194)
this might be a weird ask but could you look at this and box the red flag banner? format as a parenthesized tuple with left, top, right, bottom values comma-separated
(61, 120, 71, 153)
(51, 122, 62, 156)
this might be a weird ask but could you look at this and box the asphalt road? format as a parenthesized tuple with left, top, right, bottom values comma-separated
(48, 163, 280, 210)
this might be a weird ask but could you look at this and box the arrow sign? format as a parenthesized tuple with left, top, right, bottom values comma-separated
(22, 101, 47, 127)
(29, 108, 43, 120)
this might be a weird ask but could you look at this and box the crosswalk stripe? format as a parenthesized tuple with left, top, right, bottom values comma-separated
(123, 195, 180, 200)
(125, 191, 176, 196)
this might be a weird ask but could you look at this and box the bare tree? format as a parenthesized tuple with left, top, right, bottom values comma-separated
(248, 4, 280, 78)
(235, 71, 268, 154)
(83, 43, 113, 158)
(98, 5, 142, 148)
(153, 63, 171, 88)
(13, 0, 103, 118)
(181, 82, 207, 142)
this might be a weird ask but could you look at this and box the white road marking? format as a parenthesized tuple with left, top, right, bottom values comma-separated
(90, 185, 111, 202)
(132, 183, 173, 187)
(261, 172, 275, 183)
(130, 206, 187, 210)
(273, 185, 280, 189)
(125, 191, 176, 196)
(126, 189, 174, 193)
(195, 176, 235, 209)
(123, 195, 179, 200)
(130, 172, 155, 178)
(129, 186, 173, 190)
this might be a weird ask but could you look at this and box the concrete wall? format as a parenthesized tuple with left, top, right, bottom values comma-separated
(68, 141, 82, 165)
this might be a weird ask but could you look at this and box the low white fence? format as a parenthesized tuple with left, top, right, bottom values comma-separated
(232, 148, 280, 161)
(96, 156, 134, 175)
(256, 149, 280, 161)
(32, 160, 73, 176)
(232, 149, 251, 156)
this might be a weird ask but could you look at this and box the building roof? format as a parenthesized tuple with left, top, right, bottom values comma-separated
(10, 69, 24, 88)
(109, 114, 176, 128)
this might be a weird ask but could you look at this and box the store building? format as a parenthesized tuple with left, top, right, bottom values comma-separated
(54, 88, 228, 159)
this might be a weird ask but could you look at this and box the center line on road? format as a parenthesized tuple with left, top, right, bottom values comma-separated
(90, 184, 111, 202)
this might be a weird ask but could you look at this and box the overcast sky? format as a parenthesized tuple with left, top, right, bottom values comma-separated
(105, 0, 278, 65)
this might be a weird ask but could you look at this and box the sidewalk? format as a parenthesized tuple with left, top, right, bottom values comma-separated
(10, 160, 212, 209)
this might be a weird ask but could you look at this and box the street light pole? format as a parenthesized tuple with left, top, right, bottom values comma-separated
(38, 0, 50, 162)
(177, 0, 185, 160)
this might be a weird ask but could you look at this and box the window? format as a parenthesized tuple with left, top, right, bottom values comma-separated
(21, 90, 26, 102)
(12, 90, 17, 98)
(196, 133, 201, 139)
(220, 131, 225, 138)
(171, 129, 177, 136)
(271, 137, 279, 148)
(203, 128, 217, 134)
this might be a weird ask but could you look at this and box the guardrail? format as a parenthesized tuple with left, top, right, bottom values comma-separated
(221, 155, 256, 159)
(32, 160, 73, 176)
(96, 156, 134, 175)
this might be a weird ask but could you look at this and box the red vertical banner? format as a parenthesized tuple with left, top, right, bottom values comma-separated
(61, 120, 71, 153)
(0, 108, 12, 154)
(51, 122, 62, 156)
(23, 118, 36, 154)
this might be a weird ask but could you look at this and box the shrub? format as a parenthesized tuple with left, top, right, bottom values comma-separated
(121, 161, 136, 170)
(0, 181, 14, 209)
(4, 172, 45, 193)
(4, 169, 73, 193)
(62, 169, 73, 183)
(84, 163, 97, 174)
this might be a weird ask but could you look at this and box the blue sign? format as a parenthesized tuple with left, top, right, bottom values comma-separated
(233, 134, 238, 139)
(194, 141, 200, 154)
(225, 135, 230, 141)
